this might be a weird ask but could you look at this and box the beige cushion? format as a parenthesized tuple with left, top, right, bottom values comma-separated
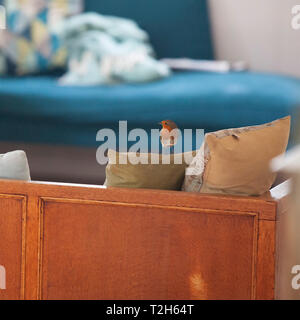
(105, 149, 195, 190)
(182, 116, 291, 196)
(0, 150, 31, 181)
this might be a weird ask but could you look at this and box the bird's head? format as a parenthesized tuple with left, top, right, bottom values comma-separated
(159, 120, 178, 131)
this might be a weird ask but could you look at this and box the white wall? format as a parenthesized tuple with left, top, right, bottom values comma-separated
(208, 0, 300, 77)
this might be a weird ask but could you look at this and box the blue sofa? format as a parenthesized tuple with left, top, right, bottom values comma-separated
(1, 71, 300, 147)
(0, 0, 300, 182)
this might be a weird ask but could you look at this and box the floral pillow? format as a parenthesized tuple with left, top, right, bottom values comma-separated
(0, 0, 82, 75)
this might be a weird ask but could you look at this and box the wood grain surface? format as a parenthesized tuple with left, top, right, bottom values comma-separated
(0, 179, 289, 300)
(0, 194, 26, 300)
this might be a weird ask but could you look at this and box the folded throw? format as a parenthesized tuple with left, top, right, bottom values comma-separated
(56, 13, 171, 85)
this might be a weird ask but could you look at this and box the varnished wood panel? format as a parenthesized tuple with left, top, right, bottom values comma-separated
(256, 220, 276, 300)
(24, 196, 41, 300)
(0, 179, 289, 300)
(39, 198, 258, 300)
(0, 180, 278, 220)
(0, 195, 26, 300)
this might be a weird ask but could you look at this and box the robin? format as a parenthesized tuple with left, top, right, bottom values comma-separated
(159, 120, 179, 147)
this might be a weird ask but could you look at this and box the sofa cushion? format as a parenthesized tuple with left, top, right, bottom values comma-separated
(0, 150, 31, 181)
(84, 0, 214, 60)
(105, 149, 195, 190)
(0, 72, 299, 147)
(182, 117, 290, 196)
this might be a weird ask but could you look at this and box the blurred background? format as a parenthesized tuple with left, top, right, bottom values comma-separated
(0, 0, 299, 185)
(209, 0, 300, 77)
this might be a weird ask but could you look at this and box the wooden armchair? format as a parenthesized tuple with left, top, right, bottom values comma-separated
(0, 179, 290, 300)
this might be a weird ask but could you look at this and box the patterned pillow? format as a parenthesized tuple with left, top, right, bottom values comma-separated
(0, 0, 82, 75)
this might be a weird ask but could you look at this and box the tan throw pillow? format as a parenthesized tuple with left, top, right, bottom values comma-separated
(105, 149, 195, 190)
(182, 116, 291, 196)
